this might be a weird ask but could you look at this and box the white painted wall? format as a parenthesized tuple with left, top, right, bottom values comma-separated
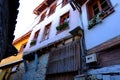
(23, 0, 120, 53)
(24, 0, 81, 54)
(82, 0, 120, 50)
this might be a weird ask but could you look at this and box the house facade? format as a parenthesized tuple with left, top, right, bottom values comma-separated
(81, 0, 120, 80)
(0, 31, 31, 80)
(23, 0, 84, 80)
(23, 0, 120, 80)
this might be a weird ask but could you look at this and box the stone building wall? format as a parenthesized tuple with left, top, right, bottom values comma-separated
(8, 63, 25, 80)
(23, 53, 49, 80)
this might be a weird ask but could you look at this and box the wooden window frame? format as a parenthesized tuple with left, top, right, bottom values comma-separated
(60, 12, 69, 24)
(56, 12, 69, 34)
(48, 3, 57, 16)
(42, 23, 51, 41)
(30, 30, 40, 47)
(33, 30, 40, 40)
(62, 0, 68, 7)
(87, 0, 114, 20)
(19, 43, 27, 52)
(39, 11, 47, 22)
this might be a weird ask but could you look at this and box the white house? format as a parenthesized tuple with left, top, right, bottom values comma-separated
(22, 0, 84, 80)
(22, 0, 120, 80)
(81, 0, 120, 80)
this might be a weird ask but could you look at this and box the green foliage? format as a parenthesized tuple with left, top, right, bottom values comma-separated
(63, 22, 69, 28)
(88, 17, 96, 29)
(56, 25, 63, 30)
(88, 11, 105, 30)
(56, 22, 69, 31)
(30, 39, 36, 46)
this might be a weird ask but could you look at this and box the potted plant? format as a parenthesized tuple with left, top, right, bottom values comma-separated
(88, 11, 105, 29)
(56, 25, 63, 31)
(63, 22, 69, 28)
(88, 17, 96, 29)
(56, 22, 69, 31)
(30, 39, 36, 46)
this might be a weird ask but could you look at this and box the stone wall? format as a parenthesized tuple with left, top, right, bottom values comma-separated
(8, 63, 25, 80)
(23, 53, 49, 80)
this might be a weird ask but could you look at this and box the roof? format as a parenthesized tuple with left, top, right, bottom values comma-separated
(13, 31, 31, 44)
(0, 53, 23, 68)
(33, 0, 55, 15)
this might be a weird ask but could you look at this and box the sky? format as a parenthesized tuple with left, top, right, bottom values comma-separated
(14, 0, 44, 40)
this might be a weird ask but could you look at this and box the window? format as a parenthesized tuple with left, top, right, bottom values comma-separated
(48, 3, 56, 16)
(56, 12, 69, 33)
(87, 0, 114, 20)
(42, 23, 51, 41)
(39, 11, 47, 22)
(33, 30, 40, 40)
(60, 12, 69, 24)
(62, 0, 68, 7)
(19, 43, 27, 52)
(30, 30, 40, 46)
(87, 0, 114, 29)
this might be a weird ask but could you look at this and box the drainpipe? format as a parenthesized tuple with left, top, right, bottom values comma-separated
(69, 0, 87, 75)
(79, 32, 87, 74)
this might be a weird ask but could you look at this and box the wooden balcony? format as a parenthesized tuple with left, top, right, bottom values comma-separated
(33, 1, 48, 15)
(46, 0, 56, 6)
(74, 0, 87, 6)
(33, 0, 56, 15)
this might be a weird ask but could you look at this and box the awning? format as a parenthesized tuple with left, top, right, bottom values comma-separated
(0, 53, 23, 68)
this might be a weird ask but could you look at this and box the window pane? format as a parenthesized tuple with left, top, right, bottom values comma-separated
(42, 23, 51, 40)
(62, 0, 68, 7)
(40, 11, 47, 22)
(93, 3, 99, 15)
(19, 43, 26, 52)
(100, 0, 110, 11)
(34, 30, 40, 40)
(87, 0, 113, 21)
(60, 12, 69, 24)
(48, 3, 56, 16)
